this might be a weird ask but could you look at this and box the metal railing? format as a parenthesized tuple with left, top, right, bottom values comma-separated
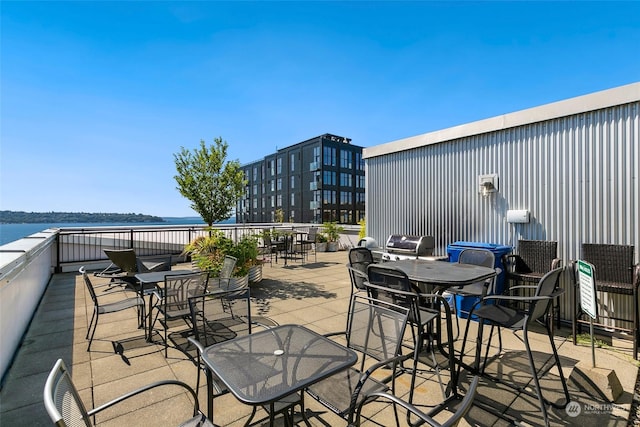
(55, 223, 346, 272)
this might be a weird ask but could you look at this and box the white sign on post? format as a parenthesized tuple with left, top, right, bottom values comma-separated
(578, 260, 597, 319)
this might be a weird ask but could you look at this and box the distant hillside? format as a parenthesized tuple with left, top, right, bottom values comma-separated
(0, 211, 165, 224)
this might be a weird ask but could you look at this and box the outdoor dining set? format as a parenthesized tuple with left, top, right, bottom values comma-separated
(43, 233, 639, 427)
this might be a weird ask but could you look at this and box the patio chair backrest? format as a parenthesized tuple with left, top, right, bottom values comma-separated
(163, 272, 209, 316)
(458, 248, 495, 269)
(220, 255, 237, 280)
(80, 267, 99, 308)
(44, 358, 92, 426)
(104, 249, 137, 274)
(582, 243, 634, 284)
(516, 240, 558, 274)
(529, 266, 564, 322)
(348, 247, 374, 291)
(136, 254, 172, 273)
(307, 227, 318, 241)
(347, 295, 409, 366)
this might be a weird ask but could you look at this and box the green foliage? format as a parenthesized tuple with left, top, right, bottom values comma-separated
(274, 208, 284, 223)
(322, 221, 344, 242)
(0, 210, 164, 224)
(315, 232, 328, 243)
(358, 218, 366, 239)
(182, 231, 260, 277)
(174, 138, 245, 227)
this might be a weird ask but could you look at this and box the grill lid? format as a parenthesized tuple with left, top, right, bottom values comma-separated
(385, 235, 435, 256)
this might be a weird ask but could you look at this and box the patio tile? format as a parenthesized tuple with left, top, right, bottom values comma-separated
(1, 250, 638, 426)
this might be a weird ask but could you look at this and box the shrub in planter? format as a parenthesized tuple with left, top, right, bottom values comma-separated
(322, 222, 344, 252)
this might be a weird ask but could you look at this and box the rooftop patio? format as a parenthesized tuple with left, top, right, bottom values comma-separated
(1, 250, 638, 426)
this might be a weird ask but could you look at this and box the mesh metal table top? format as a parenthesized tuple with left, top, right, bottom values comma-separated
(201, 324, 357, 405)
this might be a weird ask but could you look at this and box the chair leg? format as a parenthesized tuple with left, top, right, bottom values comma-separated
(86, 309, 99, 351)
(523, 325, 550, 426)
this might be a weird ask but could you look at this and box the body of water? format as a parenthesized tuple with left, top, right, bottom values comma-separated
(0, 217, 232, 246)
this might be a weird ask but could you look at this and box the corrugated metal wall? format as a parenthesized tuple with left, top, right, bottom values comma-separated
(365, 101, 639, 323)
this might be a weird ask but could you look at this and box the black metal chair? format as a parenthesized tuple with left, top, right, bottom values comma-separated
(151, 272, 209, 356)
(572, 243, 640, 359)
(347, 247, 374, 298)
(458, 266, 569, 427)
(305, 294, 411, 426)
(446, 248, 496, 339)
(300, 226, 319, 262)
(354, 375, 480, 427)
(504, 239, 562, 327)
(44, 358, 213, 427)
(80, 266, 145, 351)
(365, 264, 456, 407)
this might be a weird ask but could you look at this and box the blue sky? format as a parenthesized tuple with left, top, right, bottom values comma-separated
(1, 1, 639, 218)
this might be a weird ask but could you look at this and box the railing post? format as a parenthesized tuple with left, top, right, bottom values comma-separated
(55, 234, 62, 273)
(130, 229, 134, 249)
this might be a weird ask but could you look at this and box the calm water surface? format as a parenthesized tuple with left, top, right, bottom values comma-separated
(0, 217, 211, 245)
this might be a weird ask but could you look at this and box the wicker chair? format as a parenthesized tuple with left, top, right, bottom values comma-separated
(572, 243, 640, 359)
(503, 240, 562, 326)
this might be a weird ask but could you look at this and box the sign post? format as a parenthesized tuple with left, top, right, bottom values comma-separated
(577, 260, 597, 367)
(570, 260, 622, 401)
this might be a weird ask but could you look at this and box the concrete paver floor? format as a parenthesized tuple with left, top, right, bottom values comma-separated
(0, 250, 637, 426)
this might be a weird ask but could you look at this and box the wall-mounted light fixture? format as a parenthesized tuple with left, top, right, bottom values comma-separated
(478, 174, 498, 197)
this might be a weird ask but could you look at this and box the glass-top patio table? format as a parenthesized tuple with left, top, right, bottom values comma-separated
(200, 324, 358, 426)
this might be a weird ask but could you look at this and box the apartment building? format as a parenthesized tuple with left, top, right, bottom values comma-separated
(237, 133, 365, 224)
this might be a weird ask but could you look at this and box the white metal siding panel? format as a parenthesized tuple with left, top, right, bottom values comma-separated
(366, 101, 639, 323)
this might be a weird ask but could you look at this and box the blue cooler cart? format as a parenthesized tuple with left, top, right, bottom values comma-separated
(446, 241, 512, 320)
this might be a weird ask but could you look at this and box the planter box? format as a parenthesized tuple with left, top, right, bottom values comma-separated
(248, 264, 263, 283)
(316, 242, 327, 252)
(326, 242, 339, 252)
(229, 274, 249, 289)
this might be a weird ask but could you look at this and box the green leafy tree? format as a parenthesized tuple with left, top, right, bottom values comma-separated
(174, 138, 245, 227)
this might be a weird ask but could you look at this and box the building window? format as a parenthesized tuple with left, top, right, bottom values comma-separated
(323, 146, 336, 166)
(323, 171, 336, 186)
(290, 176, 295, 189)
(356, 152, 364, 171)
(340, 210, 352, 224)
(323, 190, 336, 204)
(253, 167, 258, 180)
(270, 180, 275, 192)
(340, 173, 352, 187)
(356, 175, 365, 189)
(270, 196, 275, 208)
(277, 157, 282, 174)
(253, 198, 258, 209)
(277, 178, 282, 191)
(291, 193, 295, 206)
(269, 160, 275, 176)
(290, 153, 295, 171)
(356, 192, 365, 204)
(277, 194, 282, 207)
(253, 184, 257, 195)
(313, 146, 320, 163)
(340, 191, 352, 204)
(340, 150, 352, 169)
